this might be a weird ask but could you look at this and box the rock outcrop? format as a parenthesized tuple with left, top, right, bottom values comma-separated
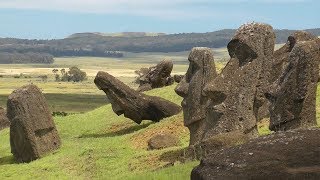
(148, 133, 179, 150)
(7, 84, 61, 163)
(175, 47, 217, 145)
(202, 23, 275, 141)
(173, 75, 184, 83)
(136, 60, 174, 92)
(192, 128, 320, 180)
(0, 107, 10, 130)
(265, 40, 320, 131)
(94, 71, 181, 124)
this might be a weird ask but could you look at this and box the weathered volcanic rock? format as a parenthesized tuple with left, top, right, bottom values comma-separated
(0, 107, 10, 130)
(148, 133, 179, 150)
(173, 75, 184, 83)
(7, 84, 61, 163)
(94, 71, 181, 124)
(175, 47, 217, 145)
(191, 128, 320, 180)
(202, 23, 275, 140)
(271, 31, 318, 83)
(137, 60, 174, 92)
(265, 40, 320, 131)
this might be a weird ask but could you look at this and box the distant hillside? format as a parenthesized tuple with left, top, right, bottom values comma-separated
(68, 32, 166, 38)
(0, 28, 319, 57)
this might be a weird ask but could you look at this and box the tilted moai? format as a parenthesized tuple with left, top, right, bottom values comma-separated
(175, 47, 217, 145)
(265, 39, 320, 131)
(202, 23, 275, 140)
(94, 71, 181, 124)
(7, 85, 61, 163)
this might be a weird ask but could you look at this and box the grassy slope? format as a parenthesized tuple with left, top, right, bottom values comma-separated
(0, 82, 320, 179)
(0, 85, 198, 179)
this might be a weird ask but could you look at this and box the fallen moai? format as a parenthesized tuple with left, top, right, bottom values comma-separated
(202, 23, 275, 141)
(136, 60, 174, 92)
(94, 71, 181, 124)
(265, 40, 320, 131)
(7, 84, 61, 163)
(175, 47, 217, 145)
(192, 128, 320, 180)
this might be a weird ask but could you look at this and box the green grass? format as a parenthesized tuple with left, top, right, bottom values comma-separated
(0, 85, 197, 179)
(0, 78, 319, 179)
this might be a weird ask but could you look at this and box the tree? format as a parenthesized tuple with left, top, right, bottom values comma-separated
(68, 66, 87, 82)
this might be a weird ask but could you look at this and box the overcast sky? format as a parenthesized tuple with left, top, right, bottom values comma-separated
(0, 0, 318, 39)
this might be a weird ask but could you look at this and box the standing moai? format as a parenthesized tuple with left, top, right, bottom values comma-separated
(265, 40, 320, 131)
(175, 47, 217, 145)
(202, 23, 275, 141)
(7, 84, 61, 163)
(271, 31, 318, 83)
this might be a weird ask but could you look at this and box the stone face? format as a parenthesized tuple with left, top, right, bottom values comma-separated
(191, 128, 320, 180)
(175, 47, 217, 145)
(148, 133, 179, 150)
(271, 31, 318, 83)
(94, 71, 182, 124)
(202, 23, 275, 140)
(137, 60, 174, 92)
(257, 31, 318, 121)
(265, 40, 320, 131)
(7, 85, 61, 163)
(0, 107, 10, 130)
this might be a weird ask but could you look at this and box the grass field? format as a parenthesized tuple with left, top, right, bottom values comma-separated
(0, 83, 319, 179)
(0, 49, 228, 113)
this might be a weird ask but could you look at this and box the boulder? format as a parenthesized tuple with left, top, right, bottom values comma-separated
(0, 107, 10, 130)
(265, 40, 320, 131)
(192, 128, 320, 180)
(7, 84, 61, 163)
(94, 71, 182, 124)
(202, 23, 275, 140)
(137, 60, 174, 92)
(148, 133, 179, 150)
(175, 47, 217, 145)
(173, 75, 184, 83)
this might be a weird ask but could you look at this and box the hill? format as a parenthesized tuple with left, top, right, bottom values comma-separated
(0, 28, 319, 58)
(68, 32, 167, 38)
(0, 80, 319, 178)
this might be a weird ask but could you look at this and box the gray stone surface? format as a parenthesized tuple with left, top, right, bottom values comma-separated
(94, 71, 181, 124)
(175, 47, 217, 145)
(266, 39, 320, 131)
(7, 84, 61, 163)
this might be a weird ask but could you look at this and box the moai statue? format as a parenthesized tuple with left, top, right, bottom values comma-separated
(202, 23, 275, 140)
(175, 47, 217, 145)
(94, 71, 181, 124)
(265, 40, 320, 131)
(7, 85, 61, 163)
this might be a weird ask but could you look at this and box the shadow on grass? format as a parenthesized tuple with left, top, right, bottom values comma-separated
(0, 155, 16, 166)
(78, 122, 154, 138)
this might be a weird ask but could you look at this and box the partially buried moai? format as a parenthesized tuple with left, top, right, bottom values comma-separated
(7, 84, 61, 163)
(202, 23, 275, 140)
(175, 47, 217, 145)
(265, 39, 320, 131)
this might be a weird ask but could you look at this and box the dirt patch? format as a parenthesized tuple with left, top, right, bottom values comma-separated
(130, 114, 188, 149)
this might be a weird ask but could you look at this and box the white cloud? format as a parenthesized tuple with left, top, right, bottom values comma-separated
(0, 0, 311, 18)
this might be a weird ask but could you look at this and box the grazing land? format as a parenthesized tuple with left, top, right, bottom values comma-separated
(0, 48, 228, 113)
(0, 83, 319, 179)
